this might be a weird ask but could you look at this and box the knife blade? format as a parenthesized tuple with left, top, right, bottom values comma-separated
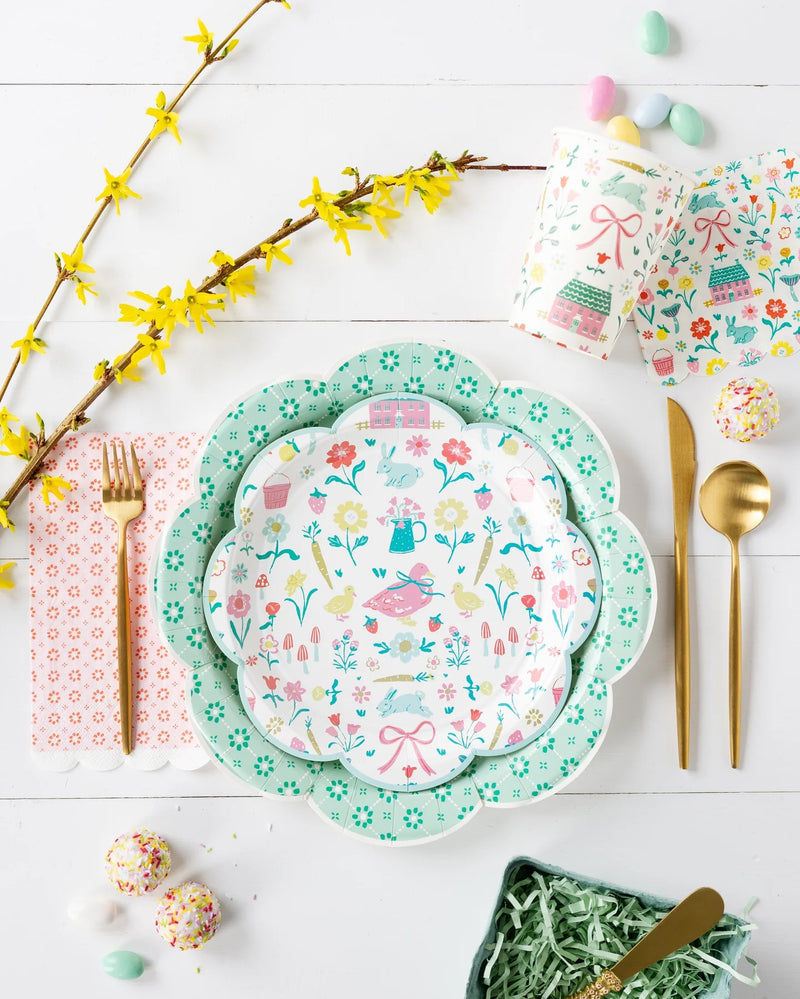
(563, 887, 725, 999)
(667, 399, 696, 769)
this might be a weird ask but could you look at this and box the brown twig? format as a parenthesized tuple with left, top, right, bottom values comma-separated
(0, 0, 282, 409)
(0, 152, 544, 517)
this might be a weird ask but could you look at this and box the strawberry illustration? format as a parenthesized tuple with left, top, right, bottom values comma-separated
(428, 613, 442, 633)
(308, 487, 327, 514)
(364, 616, 378, 634)
(474, 483, 493, 510)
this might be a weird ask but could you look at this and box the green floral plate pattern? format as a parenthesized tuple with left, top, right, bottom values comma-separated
(152, 343, 656, 844)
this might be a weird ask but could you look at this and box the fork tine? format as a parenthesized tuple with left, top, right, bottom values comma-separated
(130, 444, 143, 494)
(111, 442, 121, 495)
(119, 443, 132, 498)
(101, 443, 111, 490)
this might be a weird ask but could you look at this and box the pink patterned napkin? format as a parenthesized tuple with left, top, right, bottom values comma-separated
(29, 431, 208, 771)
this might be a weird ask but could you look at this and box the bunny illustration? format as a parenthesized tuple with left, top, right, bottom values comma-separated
(599, 173, 646, 211)
(724, 315, 757, 344)
(376, 688, 433, 718)
(688, 189, 724, 214)
(377, 444, 423, 489)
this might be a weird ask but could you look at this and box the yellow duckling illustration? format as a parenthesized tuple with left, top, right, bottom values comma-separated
(452, 582, 484, 618)
(323, 585, 356, 621)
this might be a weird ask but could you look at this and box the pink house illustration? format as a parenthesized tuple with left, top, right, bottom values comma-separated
(708, 261, 753, 304)
(368, 398, 431, 429)
(547, 278, 612, 342)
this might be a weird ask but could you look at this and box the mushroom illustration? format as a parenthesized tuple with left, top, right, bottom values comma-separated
(283, 633, 294, 663)
(531, 565, 545, 591)
(255, 573, 270, 601)
(310, 626, 321, 662)
(507, 626, 519, 656)
(660, 302, 681, 334)
(493, 637, 506, 670)
(297, 644, 309, 675)
(481, 621, 492, 656)
(778, 274, 800, 302)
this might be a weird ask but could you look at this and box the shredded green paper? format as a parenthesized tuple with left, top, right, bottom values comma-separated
(476, 866, 758, 999)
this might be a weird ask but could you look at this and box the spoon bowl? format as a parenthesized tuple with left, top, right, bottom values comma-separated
(699, 461, 771, 768)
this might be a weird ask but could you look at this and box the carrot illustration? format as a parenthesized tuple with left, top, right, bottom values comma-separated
(474, 516, 500, 585)
(302, 521, 332, 588)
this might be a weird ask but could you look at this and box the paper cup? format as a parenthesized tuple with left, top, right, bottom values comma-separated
(510, 127, 697, 360)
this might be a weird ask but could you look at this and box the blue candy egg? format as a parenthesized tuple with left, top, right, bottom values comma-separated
(632, 92, 671, 129)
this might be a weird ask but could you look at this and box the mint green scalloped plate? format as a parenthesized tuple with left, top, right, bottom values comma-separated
(153, 343, 656, 844)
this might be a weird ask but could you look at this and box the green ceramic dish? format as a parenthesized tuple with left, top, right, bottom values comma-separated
(152, 343, 656, 844)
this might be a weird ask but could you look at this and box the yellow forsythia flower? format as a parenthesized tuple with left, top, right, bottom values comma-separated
(75, 280, 98, 305)
(0, 507, 14, 532)
(0, 561, 14, 588)
(260, 239, 293, 272)
(0, 419, 31, 459)
(362, 201, 401, 238)
(11, 326, 47, 365)
(127, 286, 185, 335)
(209, 250, 236, 268)
(331, 214, 371, 256)
(96, 167, 141, 215)
(225, 265, 257, 303)
(299, 177, 337, 222)
(184, 18, 213, 54)
(146, 92, 182, 144)
(41, 474, 73, 506)
(182, 280, 225, 333)
(372, 175, 399, 205)
(135, 333, 170, 374)
(112, 354, 143, 384)
(60, 243, 95, 275)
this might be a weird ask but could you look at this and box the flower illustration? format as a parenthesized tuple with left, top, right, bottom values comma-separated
(770, 341, 794, 357)
(742, 303, 758, 321)
(326, 440, 357, 469)
(333, 501, 368, 534)
(766, 298, 787, 319)
(495, 564, 518, 589)
(551, 583, 577, 608)
(507, 508, 531, 537)
(705, 358, 728, 375)
(690, 317, 711, 339)
(406, 434, 430, 457)
(389, 632, 420, 663)
(226, 591, 250, 618)
(262, 513, 289, 544)
(285, 570, 307, 596)
(441, 438, 471, 465)
(434, 498, 468, 530)
(284, 680, 305, 702)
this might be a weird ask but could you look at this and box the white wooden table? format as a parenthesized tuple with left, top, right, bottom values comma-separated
(0, 2, 795, 994)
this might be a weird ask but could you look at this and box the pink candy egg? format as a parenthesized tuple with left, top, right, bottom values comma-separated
(585, 75, 616, 121)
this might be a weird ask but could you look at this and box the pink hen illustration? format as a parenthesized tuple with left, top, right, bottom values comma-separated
(363, 563, 442, 618)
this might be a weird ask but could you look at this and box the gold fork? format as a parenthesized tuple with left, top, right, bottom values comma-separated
(101, 442, 144, 755)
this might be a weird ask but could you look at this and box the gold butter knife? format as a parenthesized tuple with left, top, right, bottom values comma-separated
(667, 399, 696, 769)
(564, 886, 725, 999)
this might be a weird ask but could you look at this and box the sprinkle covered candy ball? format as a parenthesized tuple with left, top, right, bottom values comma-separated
(155, 881, 222, 950)
(713, 377, 779, 442)
(104, 829, 171, 896)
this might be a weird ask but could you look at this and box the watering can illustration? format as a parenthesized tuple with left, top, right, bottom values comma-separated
(388, 517, 427, 554)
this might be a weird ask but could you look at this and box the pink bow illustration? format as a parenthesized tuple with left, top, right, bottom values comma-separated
(378, 721, 436, 776)
(576, 204, 643, 268)
(694, 209, 736, 253)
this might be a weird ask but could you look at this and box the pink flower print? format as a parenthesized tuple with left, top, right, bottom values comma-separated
(346, 723, 360, 736)
(473, 722, 486, 733)
(406, 435, 430, 457)
(639, 287, 654, 305)
(441, 438, 471, 466)
(470, 709, 482, 721)
(343, 629, 353, 640)
(226, 590, 250, 618)
(501, 675, 522, 695)
(448, 626, 458, 636)
(352, 685, 371, 703)
(552, 582, 577, 608)
(451, 719, 464, 731)
(741, 304, 758, 321)
(656, 185, 672, 203)
(283, 681, 305, 702)
(766, 166, 780, 180)
(438, 683, 456, 701)
(507, 730, 523, 746)
(571, 547, 591, 566)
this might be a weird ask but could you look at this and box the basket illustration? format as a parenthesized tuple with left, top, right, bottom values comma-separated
(652, 348, 675, 377)
(262, 472, 291, 509)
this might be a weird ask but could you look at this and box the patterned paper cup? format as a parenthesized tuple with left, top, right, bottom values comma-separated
(510, 127, 697, 360)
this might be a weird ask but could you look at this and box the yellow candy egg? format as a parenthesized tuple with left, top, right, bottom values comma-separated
(606, 115, 641, 147)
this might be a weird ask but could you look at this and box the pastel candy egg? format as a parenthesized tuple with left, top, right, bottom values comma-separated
(669, 103, 705, 146)
(67, 895, 117, 929)
(633, 92, 671, 129)
(639, 10, 669, 53)
(101, 951, 145, 981)
(606, 115, 640, 147)
(585, 75, 616, 121)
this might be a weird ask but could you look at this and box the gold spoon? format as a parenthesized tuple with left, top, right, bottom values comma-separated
(699, 461, 771, 768)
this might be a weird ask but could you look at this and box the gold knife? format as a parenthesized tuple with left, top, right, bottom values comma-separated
(564, 887, 725, 999)
(667, 398, 696, 769)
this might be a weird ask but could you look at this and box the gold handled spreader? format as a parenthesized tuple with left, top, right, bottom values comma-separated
(564, 887, 725, 999)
